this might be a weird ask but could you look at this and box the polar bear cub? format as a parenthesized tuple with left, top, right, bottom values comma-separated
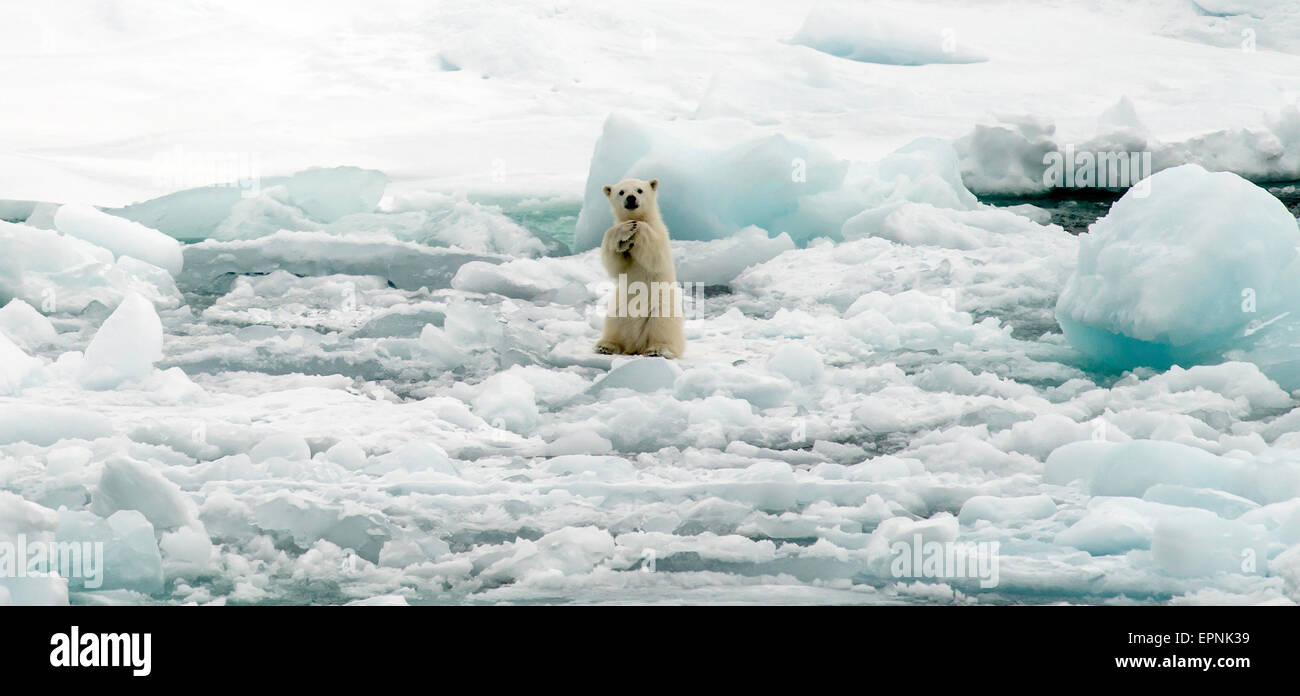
(595, 177, 686, 359)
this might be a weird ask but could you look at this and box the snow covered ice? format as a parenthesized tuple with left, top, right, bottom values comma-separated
(53, 203, 184, 277)
(3, 0, 1300, 607)
(1056, 164, 1300, 375)
(791, 1, 989, 66)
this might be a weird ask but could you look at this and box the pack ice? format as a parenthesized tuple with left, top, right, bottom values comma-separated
(4, 0, 1300, 607)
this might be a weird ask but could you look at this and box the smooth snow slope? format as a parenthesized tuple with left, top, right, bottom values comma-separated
(4, 0, 1300, 206)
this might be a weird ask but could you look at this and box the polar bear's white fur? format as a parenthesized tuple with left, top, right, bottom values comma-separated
(595, 177, 686, 359)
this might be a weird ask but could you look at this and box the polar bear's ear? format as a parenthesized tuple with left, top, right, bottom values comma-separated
(649, 179, 658, 191)
(603, 185, 612, 197)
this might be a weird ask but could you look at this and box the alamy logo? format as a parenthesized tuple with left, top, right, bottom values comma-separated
(603, 275, 706, 319)
(890, 534, 1000, 589)
(152, 145, 261, 198)
(50, 626, 152, 677)
(0, 535, 103, 589)
(1043, 144, 1152, 196)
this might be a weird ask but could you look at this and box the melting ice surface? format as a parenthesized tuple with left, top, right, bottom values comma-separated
(4, 124, 1300, 607)
(5, 0, 1300, 606)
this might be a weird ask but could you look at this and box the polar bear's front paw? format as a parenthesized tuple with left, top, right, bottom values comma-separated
(642, 346, 677, 359)
(594, 340, 620, 355)
(616, 221, 640, 253)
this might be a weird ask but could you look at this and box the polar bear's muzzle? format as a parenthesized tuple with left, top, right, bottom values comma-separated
(623, 194, 639, 210)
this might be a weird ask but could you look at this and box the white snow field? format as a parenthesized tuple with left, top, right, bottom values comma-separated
(3, 0, 1300, 605)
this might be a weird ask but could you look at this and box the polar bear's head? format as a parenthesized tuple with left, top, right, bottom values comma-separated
(603, 178, 659, 222)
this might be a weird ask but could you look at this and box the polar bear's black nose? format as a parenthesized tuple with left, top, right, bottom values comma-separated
(624, 194, 638, 209)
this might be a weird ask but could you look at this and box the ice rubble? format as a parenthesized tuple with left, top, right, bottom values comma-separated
(791, 2, 988, 66)
(1056, 164, 1300, 372)
(0, 299, 57, 350)
(108, 167, 386, 239)
(0, 220, 181, 313)
(591, 358, 682, 394)
(54, 203, 184, 276)
(201, 190, 550, 258)
(282, 167, 388, 224)
(5, 128, 1300, 606)
(451, 255, 603, 302)
(673, 227, 795, 286)
(0, 406, 112, 446)
(842, 202, 1045, 250)
(373, 191, 549, 257)
(574, 114, 846, 249)
(956, 102, 1300, 196)
(573, 115, 977, 251)
(180, 231, 504, 294)
(1230, 318, 1300, 394)
(4, 3, 1300, 606)
(107, 167, 550, 258)
(79, 292, 164, 389)
(0, 333, 42, 396)
(58, 510, 165, 594)
(92, 455, 196, 530)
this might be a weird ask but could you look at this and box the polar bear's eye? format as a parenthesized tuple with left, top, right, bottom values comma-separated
(636, 188, 643, 194)
(618, 190, 624, 196)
